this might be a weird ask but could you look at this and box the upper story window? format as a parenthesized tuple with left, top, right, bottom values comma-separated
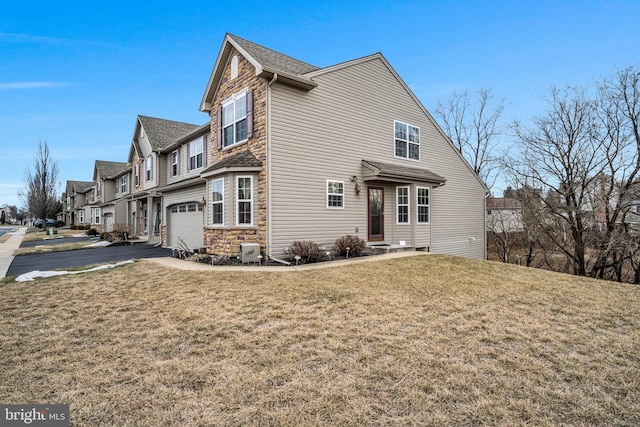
(171, 150, 179, 177)
(327, 180, 345, 209)
(134, 163, 140, 186)
(146, 155, 153, 181)
(96, 181, 101, 198)
(397, 186, 410, 224)
(188, 136, 206, 171)
(394, 121, 420, 161)
(218, 90, 253, 149)
(120, 175, 128, 194)
(417, 187, 430, 224)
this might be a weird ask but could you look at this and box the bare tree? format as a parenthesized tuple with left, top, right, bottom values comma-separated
(508, 66, 640, 280)
(435, 87, 505, 189)
(509, 85, 605, 276)
(19, 141, 60, 223)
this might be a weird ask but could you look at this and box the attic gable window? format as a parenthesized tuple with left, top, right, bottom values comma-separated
(134, 163, 140, 186)
(394, 121, 420, 161)
(218, 89, 253, 149)
(146, 155, 153, 181)
(231, 55, 239, 79)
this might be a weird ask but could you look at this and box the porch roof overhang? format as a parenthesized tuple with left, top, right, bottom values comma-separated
(361, 160, 446, 186)
(200, 151, 262, 178)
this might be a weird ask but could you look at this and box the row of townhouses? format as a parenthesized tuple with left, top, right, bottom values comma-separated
(61, 33, 488, 260)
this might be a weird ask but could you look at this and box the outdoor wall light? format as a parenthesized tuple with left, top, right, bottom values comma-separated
(350, 175, 358, 182)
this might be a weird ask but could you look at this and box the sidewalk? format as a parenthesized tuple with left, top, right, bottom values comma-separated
(0, 227, 27, 278)
(145, 250, 430, 272)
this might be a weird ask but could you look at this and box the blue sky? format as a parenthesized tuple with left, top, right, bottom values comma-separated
(1, 0, 638, 208)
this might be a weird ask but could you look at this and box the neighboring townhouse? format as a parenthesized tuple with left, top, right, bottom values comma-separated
(93, 160, 130, 232)
(486, 197, 523, 233)
(193, 33, 487, 259)
(127, 115, 201, 243)
(157, 123, 210, 250)
(62, 180, 95, 226)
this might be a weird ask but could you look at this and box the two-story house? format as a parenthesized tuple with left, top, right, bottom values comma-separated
(126, 115, 201, 243)
(193, 34, 487, 259)
(92, 160, 130, 232)
(62, 180, 95, 227)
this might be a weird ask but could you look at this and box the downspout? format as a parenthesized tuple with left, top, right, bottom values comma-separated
(484, 190, 490, 260)
(266, 73, 278, 259)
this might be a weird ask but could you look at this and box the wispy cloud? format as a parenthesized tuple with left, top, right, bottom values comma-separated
(0, 82, 69, 90)
(0, 32, 62, 43)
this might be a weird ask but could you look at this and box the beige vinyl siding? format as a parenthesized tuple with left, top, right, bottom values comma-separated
(269, 55, 485, 258)
(162, 184, 206, 214)
(114, 198, 128, 226)
(166, 137, 208, 185)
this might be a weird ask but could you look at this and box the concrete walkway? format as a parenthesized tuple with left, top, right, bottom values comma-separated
(145, 250, 430, 272)
(0, 227, 27, 278)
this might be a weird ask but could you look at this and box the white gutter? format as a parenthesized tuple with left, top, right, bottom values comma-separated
(266, 73, 278, 259)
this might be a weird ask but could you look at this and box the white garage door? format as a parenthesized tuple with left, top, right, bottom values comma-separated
(167, 203, 204, 250)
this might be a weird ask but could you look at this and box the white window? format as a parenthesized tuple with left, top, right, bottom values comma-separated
(93, 208, 101, 224)
(222, 91, 248, 147)
(146, 155, 152, 181)
(211, 178, 224, 225)
(417, 187, 430, 224)
(78, 210, 84, 223)
(96, 181, 101, 198)
(397, 186, 410, 224)
(236, 176, 252, 225)
(394, 121, 420, 161)
(120, 175, 128, 194)
(327, 180, 344, 209)
(171, 150, 179, 176)
(187, 204, 197, 212)
(188, 138, 204, 170)
(134, 163, 140, 186)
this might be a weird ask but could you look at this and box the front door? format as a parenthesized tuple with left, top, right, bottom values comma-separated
(368, 187, 384, 241)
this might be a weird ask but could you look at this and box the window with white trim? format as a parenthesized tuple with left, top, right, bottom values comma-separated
(417, 187, 430, 224)
(171, 150, 179, 176)
(222, 92, 248, 147)
(394, 121, 420, 160)
(134, 163, 140, 186)
(78, 210, 84, 223)
(396, 186, 410, 224)
(327, 180, 344, 209)
(236, 176, 252, 225)
(146, 155, 152, 181)
(93, 208, 101, 224)
(120, 175, 128, 193)
(211, 178, 224, 225)
(96, 181, 101, 198)
(189, 138, 204, 170)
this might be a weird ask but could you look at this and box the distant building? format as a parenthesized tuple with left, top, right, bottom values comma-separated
(486, 197, 523, 232)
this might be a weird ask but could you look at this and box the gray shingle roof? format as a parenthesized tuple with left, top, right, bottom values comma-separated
(66, 180, 95, 193)
(203, 151, 262, 174)
(95, 160, 129, 179)
(362, 160, 446, 185)
(229, 34, 319, 76)
(138, 115, 201, 151)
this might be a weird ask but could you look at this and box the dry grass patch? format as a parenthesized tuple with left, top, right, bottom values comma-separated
(22, 228, 85, 242)
(13, 241, 100, 256)
(1, 255, 639, 426)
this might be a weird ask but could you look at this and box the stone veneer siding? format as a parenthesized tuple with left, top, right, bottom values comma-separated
(203, 49, 268, 257)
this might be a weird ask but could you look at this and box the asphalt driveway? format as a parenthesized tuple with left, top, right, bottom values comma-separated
(7, 244, 173, 277)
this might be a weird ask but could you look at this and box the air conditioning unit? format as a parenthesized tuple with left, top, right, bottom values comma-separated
(239, 243, 261, 264)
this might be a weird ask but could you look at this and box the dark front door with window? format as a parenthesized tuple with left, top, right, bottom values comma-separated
(368, 187, 384, 241)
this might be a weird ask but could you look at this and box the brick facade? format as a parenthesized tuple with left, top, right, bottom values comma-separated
(203, 49, 268, 256)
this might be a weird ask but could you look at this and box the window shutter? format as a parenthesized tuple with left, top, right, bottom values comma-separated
(246, 89, 253, 138)
(216, 106, 223, 149)
(203, 134, 208, 166)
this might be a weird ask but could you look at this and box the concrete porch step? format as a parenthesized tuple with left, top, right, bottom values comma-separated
(367, 244, 415, 254)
